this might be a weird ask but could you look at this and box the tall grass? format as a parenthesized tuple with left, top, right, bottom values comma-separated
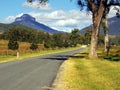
(0, 46, 81, 63)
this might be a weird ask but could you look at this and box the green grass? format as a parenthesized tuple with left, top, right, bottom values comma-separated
(54, 52, 120, 90)
(0, 46, 81, 63)
(0, 55, 15, 62)
(74, 59, 120, 90)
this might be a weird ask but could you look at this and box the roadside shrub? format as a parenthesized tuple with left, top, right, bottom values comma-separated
(104, 55, 112, 60)
(104, 55, 120, 61)
(30, 43, 38, 50)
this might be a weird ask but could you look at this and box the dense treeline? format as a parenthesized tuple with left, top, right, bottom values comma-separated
(0, 26, 119, 50)
(0, 26, 85, 50)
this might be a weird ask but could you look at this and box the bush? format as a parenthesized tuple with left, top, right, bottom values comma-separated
(111, 55, 120, 61)
(30, 43, 38, 50)
(103, 55, 112, 60)
(8, 39, 19, 50)
(104, 55, 120, 61)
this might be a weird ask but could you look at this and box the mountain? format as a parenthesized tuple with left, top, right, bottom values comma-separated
(12, 14, 59, 34)
(79, 16, 120, 36)
(0, 23, 35, 33)
(0, 23, 11, 33)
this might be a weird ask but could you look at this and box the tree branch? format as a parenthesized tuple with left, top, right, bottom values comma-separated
(88, 0, 97, 12)
(107, 1, 120, 7)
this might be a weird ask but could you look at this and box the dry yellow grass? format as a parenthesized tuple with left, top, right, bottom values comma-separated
(53, 53, 120, 90)
(0, 40, 45, 55)
(0, 39, 81, 63)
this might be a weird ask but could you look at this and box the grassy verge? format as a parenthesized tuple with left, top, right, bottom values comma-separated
(0, 46, 81, 63)
(53, 47, 120, 90)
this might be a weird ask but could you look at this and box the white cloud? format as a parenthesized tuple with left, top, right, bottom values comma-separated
(109, 6, 120, 18)
(3, 10, 93, 32)
(48, 10, 66, 20)
(55, 19, 79, 27)
(16, 13, 24, 17)
(3, 13, 24, 23)
(29, 10, 92, 29)
(4, 16, 16, 23)
(22, 1, 51, 10)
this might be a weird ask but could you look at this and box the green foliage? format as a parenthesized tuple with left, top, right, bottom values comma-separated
(7, 26, 20, 50)
(104, 55, 120, 61)
(84, 29, 91, 44)
(3, 26, 37, 42)
(44, 33, 53, 48)
(44, 40, 53, 48)
(1, 26, 87, 49)
(69, 29, 80, 47)
(52, 33, 64, 47)
(103, 55, 112, 59)
(8, 39, 19, 50)
(37, 31, 46, 44)
(30, 42, 38, 50)
(110, 36, 120, 45)
(111, 56, 120, 61)
(98, 35, 104, 45)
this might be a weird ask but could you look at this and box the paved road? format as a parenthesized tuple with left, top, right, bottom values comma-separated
(0, 48, 85, 90)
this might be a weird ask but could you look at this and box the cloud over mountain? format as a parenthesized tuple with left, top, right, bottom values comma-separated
(3, 10, 92, 32)
(29, 10, 92, 31)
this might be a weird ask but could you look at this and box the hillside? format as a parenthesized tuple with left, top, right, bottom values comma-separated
(0, 24, 37, 33)
(79, 16, 120, 35)
(0, 14, 60, 34)
(12, 14, 59, 34)
(0, 23, 12, 33)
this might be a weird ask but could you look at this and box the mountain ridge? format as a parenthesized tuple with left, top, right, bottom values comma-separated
(12, 14, 60, 34)
(79, 16, 120, 36)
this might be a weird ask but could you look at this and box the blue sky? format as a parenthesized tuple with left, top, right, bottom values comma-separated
(0, 0, 116, 32)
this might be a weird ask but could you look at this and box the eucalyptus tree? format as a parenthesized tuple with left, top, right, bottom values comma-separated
(78, 0, 120, 58)
(102, 11, 109, 52)
(27, 0, 120, 58)
(102, 6, 120, 54)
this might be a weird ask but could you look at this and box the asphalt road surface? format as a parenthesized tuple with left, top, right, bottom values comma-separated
(0, 48, 85, 90)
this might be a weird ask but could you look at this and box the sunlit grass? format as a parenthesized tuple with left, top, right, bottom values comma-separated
(54, 51, 120, 90)
(0, 46, 81, 63)
(0, 55, 16, 63)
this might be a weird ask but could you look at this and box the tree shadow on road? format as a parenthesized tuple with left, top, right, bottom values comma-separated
(42, 53, 88, 61)
(43, 55, 70, 61)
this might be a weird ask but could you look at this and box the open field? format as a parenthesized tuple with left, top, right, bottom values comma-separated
(0, 39, 82, 63)
(0, 39, 44, 55)
(53, 46, 120, 90)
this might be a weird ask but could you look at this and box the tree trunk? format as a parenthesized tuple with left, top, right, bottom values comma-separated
(89, 20, 99, 58)
(104, 30, 109, 53)
(102, 14, 110, 53)
(89, 9, 104, 59)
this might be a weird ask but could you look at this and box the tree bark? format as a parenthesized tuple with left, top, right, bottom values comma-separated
(89, 5, 105, 59)
(102, 14, 110, 53)
(89, 17, 99, 58)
